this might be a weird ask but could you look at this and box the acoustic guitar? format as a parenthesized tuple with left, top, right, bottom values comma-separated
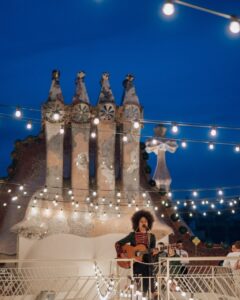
(117, 244, 153, 269)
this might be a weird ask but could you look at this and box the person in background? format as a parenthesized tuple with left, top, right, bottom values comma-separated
(175, 240, 189, 274)
(223, 241, 240, 270)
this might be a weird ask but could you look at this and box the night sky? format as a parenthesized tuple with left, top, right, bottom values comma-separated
(0, 0, 240, 205)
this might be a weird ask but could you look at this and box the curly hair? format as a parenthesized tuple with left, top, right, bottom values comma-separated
(131, 210, 154, 231)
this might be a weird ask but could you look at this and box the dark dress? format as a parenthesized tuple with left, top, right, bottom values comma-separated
(115, 231, 156, 294)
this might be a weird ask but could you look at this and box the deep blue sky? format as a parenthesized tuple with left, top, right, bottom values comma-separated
(0, 0, 240, 201)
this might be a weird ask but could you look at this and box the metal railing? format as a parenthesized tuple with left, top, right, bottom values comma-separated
(0, 257, 239, 300)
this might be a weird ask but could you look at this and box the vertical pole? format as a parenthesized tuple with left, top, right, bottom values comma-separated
(167, 259, 170, 300)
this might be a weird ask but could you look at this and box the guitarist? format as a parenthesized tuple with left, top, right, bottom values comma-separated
(115, 210, 158, 296)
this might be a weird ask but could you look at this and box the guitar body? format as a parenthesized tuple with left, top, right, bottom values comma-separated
(117, 244, 148, 269)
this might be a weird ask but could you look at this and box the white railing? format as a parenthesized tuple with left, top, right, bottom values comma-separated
(0, 257, 239, 300)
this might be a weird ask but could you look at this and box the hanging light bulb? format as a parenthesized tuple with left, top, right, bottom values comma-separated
(43, 186, 48, 193)
(217, 211, 221, 215)
(167, 191, 172, 198)
(203, 212, 207, 216)
(116, 192, 121, 197)
(91, 132, 97, 138)
(208, 142, 215, 150)
(210, 127, 217, 137)
(142, 192, 147, 198)
(68, 189, 73, 195)
(8, 189, 12, 193)
(19, 185, 24, 191)
(192, 191, 198, 197)
(26, 121, 32, 130)
(162, 0, 175, 16)
(218, 189, 223, 196)
(189, 213, 193, 217)
(92, 191, 97, 197)
(133, 121, 140, 129)
(171, 123, 179, 133)
(122, 135, 128, 142)
(161, 214, 165, 218)
(229, 18, 240, 34)
(152, 139, 157, 145)
(17, 205, 21, 209)
(60, 125, 64, 134)
(53, 112, 60, 121)
(234, 145, 240, 152)
(181, 140, 187, 148)
(220, 198, 224, 204)
(15, 107, 22, 118)
(93, 117, 100, 125)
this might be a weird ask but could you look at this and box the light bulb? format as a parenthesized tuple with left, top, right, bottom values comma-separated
(152, 139, 157, 145)
(235, 145, 240, 152)
(171, 123, 178, 133)
(167, 191, 172, 198)
(133, 121, 140, 129)
(162, 2, 175, 16)
(68, 190, 73, 195)
(218, 189, 223, 196)
(17, 205, 21, 209)
(181, 140, 187, 148)
(193, 191, 198, 197)
(3, 203, 7, 207)
(208, 143, 215, 150)
(220, 198, 224, 204)
(93, 117, 100, 125)
(53, 112, 60, 121)
(15, 107, 22, 118)
(60, 125, 64, 134)
(26, 121, 32, 130)
(217, 211, 221, 215)
(203, 212, 207, 216)
(210, 127, 217, 137)
(122, 135, 128, 142)
(161, 214, 165, 218)
(229, 20, 240, 34)
(91, 132, 96, 138)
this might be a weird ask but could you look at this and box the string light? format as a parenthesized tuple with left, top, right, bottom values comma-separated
(210, 127, 217, 137)
(133, 121, 140, 129)
(193, 191, 198, 197)
(26, 120, 32, 130)
(162, 0, 175, 16)
(91, 131, 97, 138)
(171, 123, 179, 133)
(208, 142, 215, 150)
(234, 145, 240, 152)
(93, 117, 100, 125)
(181, 140, 187, 148)
(229, 18, 240, 34)
(15, 107, 22, 118)
(60, 125, 64, 134)
(53, 112, 60, 121)
(161, 0, 240, 38)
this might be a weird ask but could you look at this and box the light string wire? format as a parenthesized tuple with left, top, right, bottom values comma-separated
(2, 180, 240, 196)
(174, 0, 239, 21)
(3, 197, 240, 216)
(3, 105, 240, 132)
(1, 111, 240, 148)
